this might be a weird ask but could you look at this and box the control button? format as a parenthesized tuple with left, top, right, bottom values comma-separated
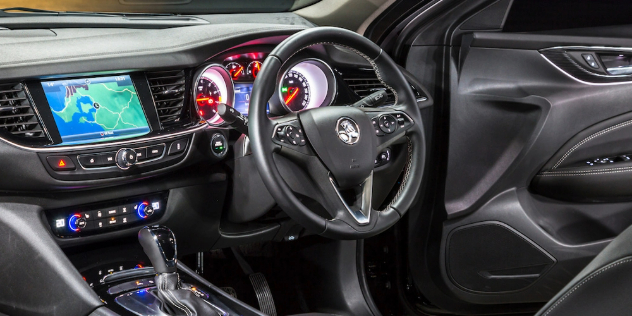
(211, 134, 228, 157)
(104, 207, 118, 217)
(378, 115, 397, 134)
(47, 156, 76, 171)
(76, 217, 87, 229)
(119, 204, 134, 214)
(275, 126, 288, 143)
(168, 139, 188, 155)
(582, 54, 600, 69)
(116, 148, 137, 170)
(78, 155, 100, 168)
(95, 220, 106, 229)
(106, 217, 119, 227)
(100, 152, 117, 166)
(120, 215, 135, 225)
(372, 118, 385, 136)
(146, 145, 164, 159)
(81, 211, 95, 221)
(134, 148, 147, 161)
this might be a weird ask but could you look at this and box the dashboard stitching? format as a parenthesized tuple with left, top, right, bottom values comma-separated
(0, 26, 306, 68)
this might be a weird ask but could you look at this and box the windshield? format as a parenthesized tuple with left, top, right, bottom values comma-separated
(0, 0, 317, 14)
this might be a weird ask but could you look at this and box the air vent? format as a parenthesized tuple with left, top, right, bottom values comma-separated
(0, 82, 46, 138)
(343, 77, 427, 104)
(146, 70, 187, 127)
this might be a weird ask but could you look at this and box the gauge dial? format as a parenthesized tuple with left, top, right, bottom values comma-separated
(193, 64, 234, 125)
(280, 70, 310, 112)
(195, 79, 221, 119)
(247, 61, 262, 79)
(226, 62, 245, 80)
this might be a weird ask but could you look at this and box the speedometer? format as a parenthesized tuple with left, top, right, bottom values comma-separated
(193, 64, 234, 125)
(280, 70, 310, 112)
(278, 59, 336, 113)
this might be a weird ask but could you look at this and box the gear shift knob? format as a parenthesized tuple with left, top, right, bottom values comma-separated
(138, 225, 177, 274)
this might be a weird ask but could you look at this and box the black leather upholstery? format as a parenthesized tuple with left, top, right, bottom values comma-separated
(536, 224, 632, 316)
(155, 273, 223, 316)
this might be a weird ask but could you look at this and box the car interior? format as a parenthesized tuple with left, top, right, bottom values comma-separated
(3, 0, 632, 315)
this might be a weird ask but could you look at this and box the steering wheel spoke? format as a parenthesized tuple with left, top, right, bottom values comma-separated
(328, 171, 374, 225)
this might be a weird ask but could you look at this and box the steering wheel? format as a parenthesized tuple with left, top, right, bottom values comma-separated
(249, 27, 426, 239)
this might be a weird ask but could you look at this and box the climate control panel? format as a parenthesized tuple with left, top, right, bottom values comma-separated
(47, 193, 167, 237)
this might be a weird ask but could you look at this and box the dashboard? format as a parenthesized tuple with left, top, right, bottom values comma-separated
(0, 18, 428, 247)
(194, 51, 338, 125)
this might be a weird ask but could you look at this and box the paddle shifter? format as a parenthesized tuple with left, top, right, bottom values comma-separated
(138, 226, 223, 316)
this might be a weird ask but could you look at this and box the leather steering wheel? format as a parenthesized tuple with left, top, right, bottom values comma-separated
(249, 27, 426, 239)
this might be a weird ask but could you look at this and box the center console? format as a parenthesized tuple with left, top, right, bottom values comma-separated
(67, 226, 265, 316)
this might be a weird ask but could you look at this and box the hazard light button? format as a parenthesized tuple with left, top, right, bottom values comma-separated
(46, 156, 76, 171)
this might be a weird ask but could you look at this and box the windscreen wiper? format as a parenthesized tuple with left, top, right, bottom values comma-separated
(0, 7, 177, 17)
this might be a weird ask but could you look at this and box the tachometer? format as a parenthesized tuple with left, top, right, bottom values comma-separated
(280, 70, 310, 112)
(247, 61, 262, 79)
(193, 64, 234, 125)
(195, 79, 221, 118)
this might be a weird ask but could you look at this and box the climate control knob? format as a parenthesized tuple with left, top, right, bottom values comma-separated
(116, 148, 137, 170)
(137, 202, 154, 219)
(68, 214, 87, 232)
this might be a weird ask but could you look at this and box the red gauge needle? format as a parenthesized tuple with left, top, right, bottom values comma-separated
(232, 67, 244, 78)
(285, 87, 299, 104)
(196, 97, 209, 102)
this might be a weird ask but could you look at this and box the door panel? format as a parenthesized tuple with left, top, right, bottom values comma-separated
(406, 23, 632, 312)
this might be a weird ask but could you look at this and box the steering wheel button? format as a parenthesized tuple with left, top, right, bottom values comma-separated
(379, 115, 397, 134)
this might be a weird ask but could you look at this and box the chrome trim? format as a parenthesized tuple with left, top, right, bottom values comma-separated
(147, 225, 178, 268)
(22, 83, 53, 143)
(0, 123, 206, 152)
(278, 58, 337, 113)
(192, 63, 235, 127)
(329, 171, 373, 225)
(102, 267, 156, 284)
(541, 46, 632, 80)
(540, 54, 632, 86)
(607, 66, 632, 76)
(335, 117, 360, 145)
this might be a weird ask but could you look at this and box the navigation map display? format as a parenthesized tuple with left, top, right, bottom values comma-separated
(42, 75, 150, 145)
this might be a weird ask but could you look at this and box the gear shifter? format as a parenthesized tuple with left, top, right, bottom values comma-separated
(138, 225, 177, 274)
(138, 226, 224, 316)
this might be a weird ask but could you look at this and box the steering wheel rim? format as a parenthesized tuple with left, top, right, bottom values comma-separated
(249, 27, 426, 239)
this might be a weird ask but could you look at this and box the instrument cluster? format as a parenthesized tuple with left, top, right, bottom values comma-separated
(192, 51, 338, 126)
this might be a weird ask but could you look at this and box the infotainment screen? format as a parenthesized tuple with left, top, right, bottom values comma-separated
(42, 75, 150, 145)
